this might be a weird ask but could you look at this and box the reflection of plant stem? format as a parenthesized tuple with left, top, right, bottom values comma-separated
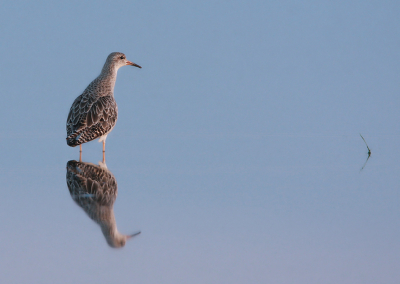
(360, 134, 371, 171)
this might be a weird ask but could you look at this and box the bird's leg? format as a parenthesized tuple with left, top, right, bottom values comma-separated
(79, 145, 82, 162)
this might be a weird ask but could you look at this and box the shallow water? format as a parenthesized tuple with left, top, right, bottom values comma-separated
(1, 131, 399, 283)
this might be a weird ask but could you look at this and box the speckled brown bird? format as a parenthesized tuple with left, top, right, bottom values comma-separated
(66, 52, 141, 154)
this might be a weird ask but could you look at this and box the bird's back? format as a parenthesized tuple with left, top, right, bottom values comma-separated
(66, 77, 118, 146)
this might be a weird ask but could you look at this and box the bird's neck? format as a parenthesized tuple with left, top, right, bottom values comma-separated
(101, 62, 118, 76)
(98, 66, 119, 94)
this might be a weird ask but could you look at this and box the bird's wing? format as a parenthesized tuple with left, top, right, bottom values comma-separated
(66, 91, 96, 138)
(66, 93, 116, 140)
(86, 95, 117, 128)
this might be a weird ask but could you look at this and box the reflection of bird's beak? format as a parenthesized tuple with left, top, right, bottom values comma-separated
(126, 61, 142, 68)
(126, 231, 141, 239)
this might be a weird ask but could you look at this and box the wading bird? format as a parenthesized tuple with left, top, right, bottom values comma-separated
(66, 52, 141, 161)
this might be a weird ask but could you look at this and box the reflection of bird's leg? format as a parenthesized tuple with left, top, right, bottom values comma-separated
(102, 140, 106, 163)
(79, 145, 82, 162)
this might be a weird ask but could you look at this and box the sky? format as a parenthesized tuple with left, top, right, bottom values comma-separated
(0, 1, 399, 283)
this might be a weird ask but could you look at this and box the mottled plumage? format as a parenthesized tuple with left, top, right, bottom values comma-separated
(66, 52, 141, 147)
(66, 160, 140, 248)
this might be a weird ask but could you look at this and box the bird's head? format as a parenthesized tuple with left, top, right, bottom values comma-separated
(105, 230, 141, 248)
(106, 52, 142, 70)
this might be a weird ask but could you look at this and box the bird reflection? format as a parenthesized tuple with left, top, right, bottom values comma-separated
(66, 160, 140, 248)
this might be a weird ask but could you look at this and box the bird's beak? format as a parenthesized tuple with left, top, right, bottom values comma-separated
(126, 231, 141, 239)
(126, 61, 142, 68)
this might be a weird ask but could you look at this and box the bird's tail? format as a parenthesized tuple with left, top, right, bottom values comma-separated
(66, 138, 80, 147)
(66, 129, 84, 147)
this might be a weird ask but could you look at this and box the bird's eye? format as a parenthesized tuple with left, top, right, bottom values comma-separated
(120, 56, 125, 60)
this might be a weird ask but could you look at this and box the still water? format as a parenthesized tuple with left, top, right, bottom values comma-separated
(0, 131, 398, 283)
(1, 1, 399, 283)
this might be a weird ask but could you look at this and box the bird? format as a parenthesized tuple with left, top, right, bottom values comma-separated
(66, 159, 141, 248)
(66, 52, 141, 160)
